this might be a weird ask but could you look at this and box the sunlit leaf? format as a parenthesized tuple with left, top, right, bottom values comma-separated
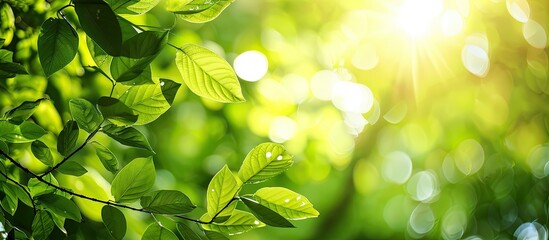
(91, 141, 119, 173)
(169, 0, 232, 23)
(101, 124, 154, 153)
(32, 211, 54, 240)
(57, 120, 79, 156)
(119, 81, 179, 125)
(201, 210, 265, 235)
(31, 140, 54, 167)
(106, 0, 160, 15)
(97, 97, 138, 126)
(140, 190, 195, 214)
(206, 165, 241, 220)
(176, 223, 201, 240)
(50, 213, 66, 235)
(212, 201, 237, 223)
(28, 175, 58, 198)
(4, 98, 47, 124)
(69, 98, 103, 133)
(111, 157, 155, 203)
(37, 18, 78, 77)
(38, 194, 82, 222)
(0, 121, 47, 143)
(175, 44, 244, 103)
(74, 0, 122, 56)
(237, 142, 293, 184)
(240, 197, 294, 228)
(101, 205, 126, 240)
(253, 187, 319, 220)
(1, 183, 18, 215)
(142, 223, 178, 240)
(56, 161, 87, 176)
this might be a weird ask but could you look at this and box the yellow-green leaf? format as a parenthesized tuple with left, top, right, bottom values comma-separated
(111, 157, 155, 203)
(253, 187, 319, 220)
(237, 143, 293, 184)
(201, 210, 265, 235)
(206, 165, 240, 219)
(169, 0, 232, 23)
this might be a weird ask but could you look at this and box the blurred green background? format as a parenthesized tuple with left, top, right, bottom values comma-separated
(3, 0, 549, 239)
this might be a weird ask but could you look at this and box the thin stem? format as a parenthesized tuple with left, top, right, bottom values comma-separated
(0, 169, 36, 213)
(109, 82, 116, 98)
(206, 197, 239, 224)
(168, 43, 183, 52)
(40, 125, 102, 177)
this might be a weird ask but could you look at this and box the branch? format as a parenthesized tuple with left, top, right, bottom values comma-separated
(206, 197, 239, 224)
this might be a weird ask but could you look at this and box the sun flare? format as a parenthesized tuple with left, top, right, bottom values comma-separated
(397, 0, 444, 38)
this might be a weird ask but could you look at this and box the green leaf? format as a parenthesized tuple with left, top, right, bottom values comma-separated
(204, 230, 229, 240)
(110, 58, 154, 83)
(32, 211, 54, 240)
(57, 120, 79, 156)
(169, 0, 232, 23)
(69, 98, 104, 133)
(119, 81, 178, 125)
(0, 121, 47, 143)
(240, 196, 294, 228)
(206, 165, 240, 220)
(56, 161, 87, 176)
(91, 141, 119, 173)
(50, 213, 66, 235)
(210, 201, 237, 223)
(175, 44, 244, 103)
(101, 124, 154, 153)
(237, 143, 293, 184)
(31, 140, 54, 167)
(3, 98, 47, 124)
(38, 194, 82, 222)
(201, 210, 265, 235)
(111, 157, 155, 203)
(106, 0, 160, 15)
(28, 175, 58, 198)
(176, 223, 201, 240)
(142, 223, 178, 240)
(74, 1, 123, 56)
(0, 139, 8, 153)
(101, 205, 126, 240)
(97, 97, 138, 126)
(253, 187, 319, 220)
(1, 183, 18, 215)
(140, 190, 195, 214)
(160, 79, 181, 105)
(12, 184, 33, 207)
(37, 18, 78, 77)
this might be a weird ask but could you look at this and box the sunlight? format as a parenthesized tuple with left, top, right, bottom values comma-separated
(397, 0, 444, 38)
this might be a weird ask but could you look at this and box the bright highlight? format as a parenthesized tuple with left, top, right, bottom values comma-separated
(233, 50, 269, 82)
(397, 0, 444, 37)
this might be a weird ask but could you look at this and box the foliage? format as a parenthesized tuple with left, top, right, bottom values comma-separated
(0, 0, 318, 239)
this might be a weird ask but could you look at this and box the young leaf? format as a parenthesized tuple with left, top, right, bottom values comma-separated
(175, 44, 245, 103)
(119, 81, 177, 125)
(206, 165, 240, 219)
(4, 98, 47, 124)
(1, 183, 18, 215)
(69, 98, 103, 133)
(101, 124, 154, 153)
(204, 230, 230, 240)
(140, 190, 195, 214)
(142, 223, 178, 240)
(101, 205, 126, 240)
(237, 142, 293, 184)
(201, 210, 265, 235)
(176, 223, 201, 240)
(240, 196, 294, 228)
(56, 161, 87, 176)
(28, 175, 58, 198)
(32, 211, 54, 240)
(111, 157, 155, 203)
(74, 1, 123, 56)
(106, 0, 160, 15)
(160, 79, 181, 105)
(211, 201, 236, 223)
(169, 0, 232, 23)
(91, 141, 119, 173)
(253, 187, 319, 220)
(38, 194, 82, 222)
(37, 18, 78, 77)
(30, 140, 54, 167)
(97, 97, 138, 126)
(0, 121, 46, 143)
(57, 120, 79, 156)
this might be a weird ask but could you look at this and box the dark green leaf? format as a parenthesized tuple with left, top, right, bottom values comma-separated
(13, 184, 33, 207)
(237, 142, 293, 184)
(106, 0, 160, 15)
(0, 121, 47, 143)
(31, 140, 54, 167)
(160, 79, 181, 105)
(253, 187, 319, 220)
(168, 0, 232, 23)
(119, 81, 175, 125)
(142, 223, 178, 240)
(101, 205, 126, 240)
(56, 161, 87, 176)
(0, 61, 27, 76)
(1, 183, 18, 215)
(176, 223, 201, 240)
(50, 213, 67, 235)
(28, 174, 58, 198)
(204, 231, 229, 240)
(32, 211, 54, 240)
(37, 18, 78, 77)
(240, 196, 294, 228)
(20, 121, 48, 141)
(69, 98, 103, 133)
(85, 17, 137, 70)
(38, 194, 82, 222)
(57, 120, 79, 156)
(140, 190, 195, 214)
(175, 44, 244, 103)
(91, 141, 119, 173)
(3, 98, 47, 124)
(97, 97, 138, 126)
(74, 1, 122, 56)
(101, 124, 154, 153)
(201, 210, 265, 235)
(0, 139, 8, 153)
(111, 157, 155, 203)
(206, 165, 240, 220)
